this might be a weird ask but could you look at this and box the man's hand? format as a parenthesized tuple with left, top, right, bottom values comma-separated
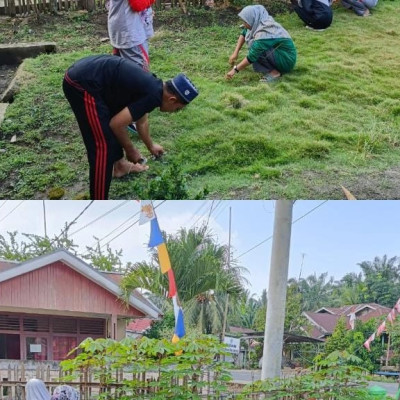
(125, 147, 143, 163)
(229, 53, 238, 66)
(226, 69, 236, 80)
(149, 143, 164, 157)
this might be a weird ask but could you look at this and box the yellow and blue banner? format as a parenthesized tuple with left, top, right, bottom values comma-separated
(140, 201, 185, 343)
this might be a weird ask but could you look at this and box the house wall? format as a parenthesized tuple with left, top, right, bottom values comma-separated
(117, 320, 126, 340)
(0, 261, 144, 318)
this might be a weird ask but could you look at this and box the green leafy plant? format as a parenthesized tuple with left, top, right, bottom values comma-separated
(238, 350, 373, 400)
(60, 335, 232, 399)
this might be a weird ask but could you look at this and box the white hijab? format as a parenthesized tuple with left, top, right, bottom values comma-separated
(26, 379, 51, 400)
(238, 5, 291, 47)
(51, 385, 80, 400)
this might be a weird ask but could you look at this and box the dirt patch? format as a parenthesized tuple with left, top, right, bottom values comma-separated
(0, 63, 19, 97)
(299, 166, 400, 200)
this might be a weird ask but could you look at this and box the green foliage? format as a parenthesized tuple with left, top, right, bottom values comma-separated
(324, 317, 350, 355)
(0, 230, 78, 261)
(284, 281, 308, 333)
(384, 319, 400, 369)
(82, 239, 123, 271)
(297, 272, 334, 311)
(0, 230, 125, 272)
(121, 225, 247, 335)
(239, 350, 371, 400)
(358, 255, 400, 307)
(345, 319, 384, 373)
(144, 311, 176, 339)
(129, 160, 208, 200)
(60, 335, 232, 399)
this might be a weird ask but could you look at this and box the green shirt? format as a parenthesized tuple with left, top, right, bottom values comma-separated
(245, 36, 297, 73)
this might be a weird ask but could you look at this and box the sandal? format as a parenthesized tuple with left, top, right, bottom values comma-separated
(112, 161, 148, 178)
(259, 74, 281, 83)
(305, 25, 327, 31)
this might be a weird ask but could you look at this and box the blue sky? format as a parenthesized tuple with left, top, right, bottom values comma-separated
(1, 200, 400, 297)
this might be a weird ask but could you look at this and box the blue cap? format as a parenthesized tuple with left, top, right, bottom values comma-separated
(171, 73, 199, 104)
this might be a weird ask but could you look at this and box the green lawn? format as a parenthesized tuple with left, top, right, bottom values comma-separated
(1, 3, 400, 199)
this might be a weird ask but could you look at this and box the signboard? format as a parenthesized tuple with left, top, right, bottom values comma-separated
(30, 344, 42, 353)
(223, 337, 240, 355)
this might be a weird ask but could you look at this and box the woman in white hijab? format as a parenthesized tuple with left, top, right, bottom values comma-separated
(26, 378, 51, 400)
(51, 385, 80, 400)
(226, 5, 297, 83)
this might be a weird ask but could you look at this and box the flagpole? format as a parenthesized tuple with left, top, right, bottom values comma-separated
(385, 333, 390, 367)
(221, 206, 232, 343)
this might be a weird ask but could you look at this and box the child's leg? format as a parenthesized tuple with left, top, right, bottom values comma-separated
(117, 42, 150, 71)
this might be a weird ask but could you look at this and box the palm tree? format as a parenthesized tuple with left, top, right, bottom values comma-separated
(121, 225, 248, 334)
(229, 290, 261, 329)
(332, 272, 366, 306)
(298, 272, 334, 311)
(358, 255, 400, 307)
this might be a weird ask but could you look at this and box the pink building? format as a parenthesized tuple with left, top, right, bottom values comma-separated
(303, 303, 391, 340)
(0, 250, 160, 361)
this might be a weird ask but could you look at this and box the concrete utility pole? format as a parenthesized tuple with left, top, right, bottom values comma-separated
(221, 206, 232, 344)
(261, 200, 294, 380)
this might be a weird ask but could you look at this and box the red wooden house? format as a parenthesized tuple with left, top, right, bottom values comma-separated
(0, 249, 160, 362)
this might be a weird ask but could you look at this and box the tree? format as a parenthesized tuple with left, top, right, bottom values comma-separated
(347, 319, 385, 372)
(285, 281, 308, 333)
(298, 272, 334, 311)
(253, 289, 268, 332)
(0, 229, 124, 271)
(120, 225, 248, 334)
(324, 317, 349, 355)
(0, 229, 78, 261)
(143, 311, 176, 339)
(82, 238, 123, 272)
(358, 255, 400, 307)
(228, 290, 260, 329)
(333, 272, 366, 306)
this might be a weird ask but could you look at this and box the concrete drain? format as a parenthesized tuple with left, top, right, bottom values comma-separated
(0, 42, 56, 126)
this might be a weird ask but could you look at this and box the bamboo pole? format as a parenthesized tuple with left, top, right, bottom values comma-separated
(385, 333, 391, 367)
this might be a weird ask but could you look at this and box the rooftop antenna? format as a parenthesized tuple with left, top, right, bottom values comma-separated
(298, 253, 306, 281)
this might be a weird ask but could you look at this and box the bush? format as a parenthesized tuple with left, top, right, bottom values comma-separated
(61, 335, 232, 399)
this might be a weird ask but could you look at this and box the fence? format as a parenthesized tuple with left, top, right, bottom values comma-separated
(0, 363, 242, 400)
(0, 0, 205, 18)
(0, 0, 107, 17)
(0, 364, 370, 400)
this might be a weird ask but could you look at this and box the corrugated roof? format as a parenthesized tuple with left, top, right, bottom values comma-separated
(230, 326, 256, 334)
(305, 302, 392, 339)
(126, 318, 153, 333)
(0, 250, 161, 318)
(0, 260, 18, 272)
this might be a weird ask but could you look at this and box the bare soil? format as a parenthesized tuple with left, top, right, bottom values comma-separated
(0, 64, 19, 98)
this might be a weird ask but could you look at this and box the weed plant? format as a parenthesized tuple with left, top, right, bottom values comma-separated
(0, 2, 400, 199)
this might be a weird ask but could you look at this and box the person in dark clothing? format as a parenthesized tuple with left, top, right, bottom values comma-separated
(291, 0, 333, 30)
(63, 54, 198, 200)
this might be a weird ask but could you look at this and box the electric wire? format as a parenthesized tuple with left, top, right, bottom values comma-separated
(213, 201, 231, 220)
(237, 201, 329, 259)
(53, 201, 94, 242)
(0, 201, 24, 224)
(0, 201, 7, 211)
(100, 200, 166, 248)
(69, 200, 131, 237)
(190, 201, 216, 229)
(183, 201, 208, 227)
